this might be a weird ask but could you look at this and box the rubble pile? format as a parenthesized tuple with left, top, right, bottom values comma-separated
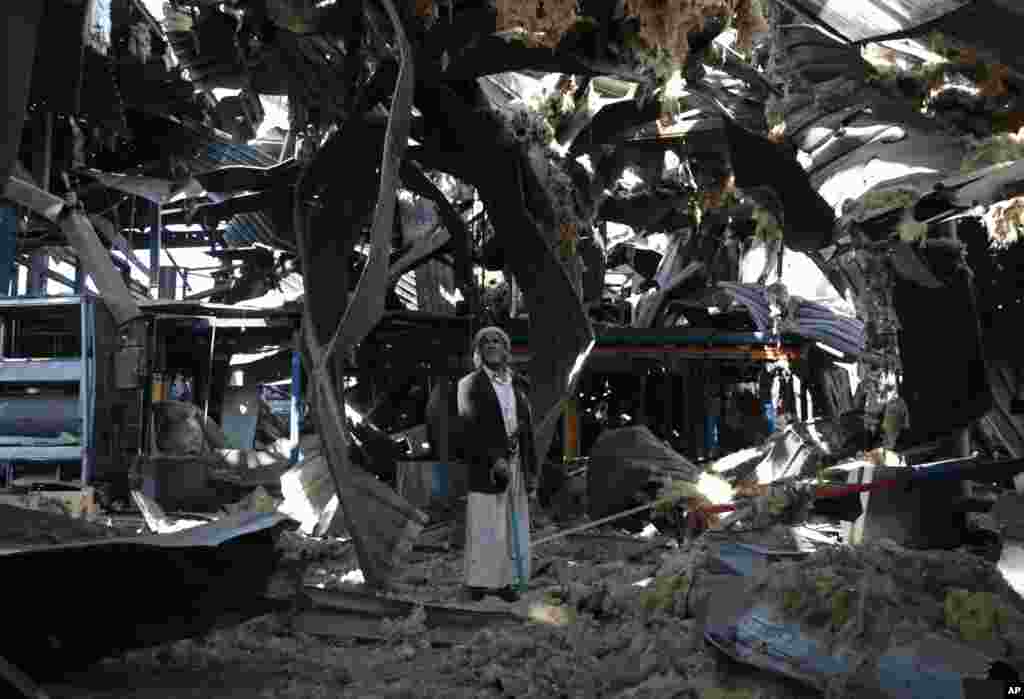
(0, 502, 124, 546)
(739, 540, 1024, 688)
(93, 616, 355, 698)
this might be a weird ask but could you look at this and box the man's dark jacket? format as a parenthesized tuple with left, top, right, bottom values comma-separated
(456, 369, 537, 495)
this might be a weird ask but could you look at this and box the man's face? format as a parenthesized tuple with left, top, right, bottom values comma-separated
(479, 333, 509, 369)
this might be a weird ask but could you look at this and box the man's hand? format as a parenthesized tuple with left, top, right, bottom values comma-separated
(491, 458, 511, 489)
(526, 474, 538, 494)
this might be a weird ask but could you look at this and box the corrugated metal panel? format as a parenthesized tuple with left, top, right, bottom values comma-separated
(186, 139, 290, 250)
(413, 260, 456, 314)
(395, 271, 418, 311)
(782, 0, 969, 43)
(222, 212, 290, 249)
(719, 282, 866, 357)
(200, 141, 277, 168)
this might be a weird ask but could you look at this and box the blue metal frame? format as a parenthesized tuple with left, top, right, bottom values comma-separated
(0, 296, 95, 479)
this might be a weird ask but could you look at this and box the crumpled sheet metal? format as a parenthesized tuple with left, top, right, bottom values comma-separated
(705, 599, 991, 699)
(329, 0, 414, 356)
(719, 281, 866, 356)
(0, 511, 292, 678)
(293, 0, 423, 590)
(81, 169, 204, 205)
(0, 511, 290, 555)
(192, 160, 296, 196)
(782, 0, 969, 45)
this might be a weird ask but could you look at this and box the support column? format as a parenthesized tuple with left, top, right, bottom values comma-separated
(0, 207, 17, 297)
(562, 396, 579, 463)
(149, 206, 161, 297)
(27, 111, 54, 297)
(157, 265, 176, 299)
(435, 375, 451, 463)
(27, 252, 48, 296)
(290, 337, 303, 464)
(955, 426, 973, 498)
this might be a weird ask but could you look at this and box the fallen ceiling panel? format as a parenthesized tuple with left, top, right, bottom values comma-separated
(779, 0, 970, 43)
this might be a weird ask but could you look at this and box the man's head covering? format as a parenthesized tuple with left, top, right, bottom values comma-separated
(472, 326, 511, 370)
(473, 326, 510, 351)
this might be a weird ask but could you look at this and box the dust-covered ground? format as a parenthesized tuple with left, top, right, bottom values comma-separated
(25, 505, 1024, 699)
(41, 517, 821, 699)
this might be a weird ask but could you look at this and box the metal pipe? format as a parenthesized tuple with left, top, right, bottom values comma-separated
(203, 323, 217, 423)
(149, 206, 161, 295)
(162, 246, 191, 293)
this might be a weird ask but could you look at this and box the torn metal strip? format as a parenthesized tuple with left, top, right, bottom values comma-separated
(321, 0, 415, 363)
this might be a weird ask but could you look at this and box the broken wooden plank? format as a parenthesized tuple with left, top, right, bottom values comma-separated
(302, 587, 521, 628)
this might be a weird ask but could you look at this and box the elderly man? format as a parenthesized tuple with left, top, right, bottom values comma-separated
(457, 326, 537, 602)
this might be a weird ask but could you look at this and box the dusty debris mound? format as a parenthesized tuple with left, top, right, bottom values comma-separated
(438, 616, 705, 698)
(750, 540, 1024, 669)
(0, 503, 117, 546)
